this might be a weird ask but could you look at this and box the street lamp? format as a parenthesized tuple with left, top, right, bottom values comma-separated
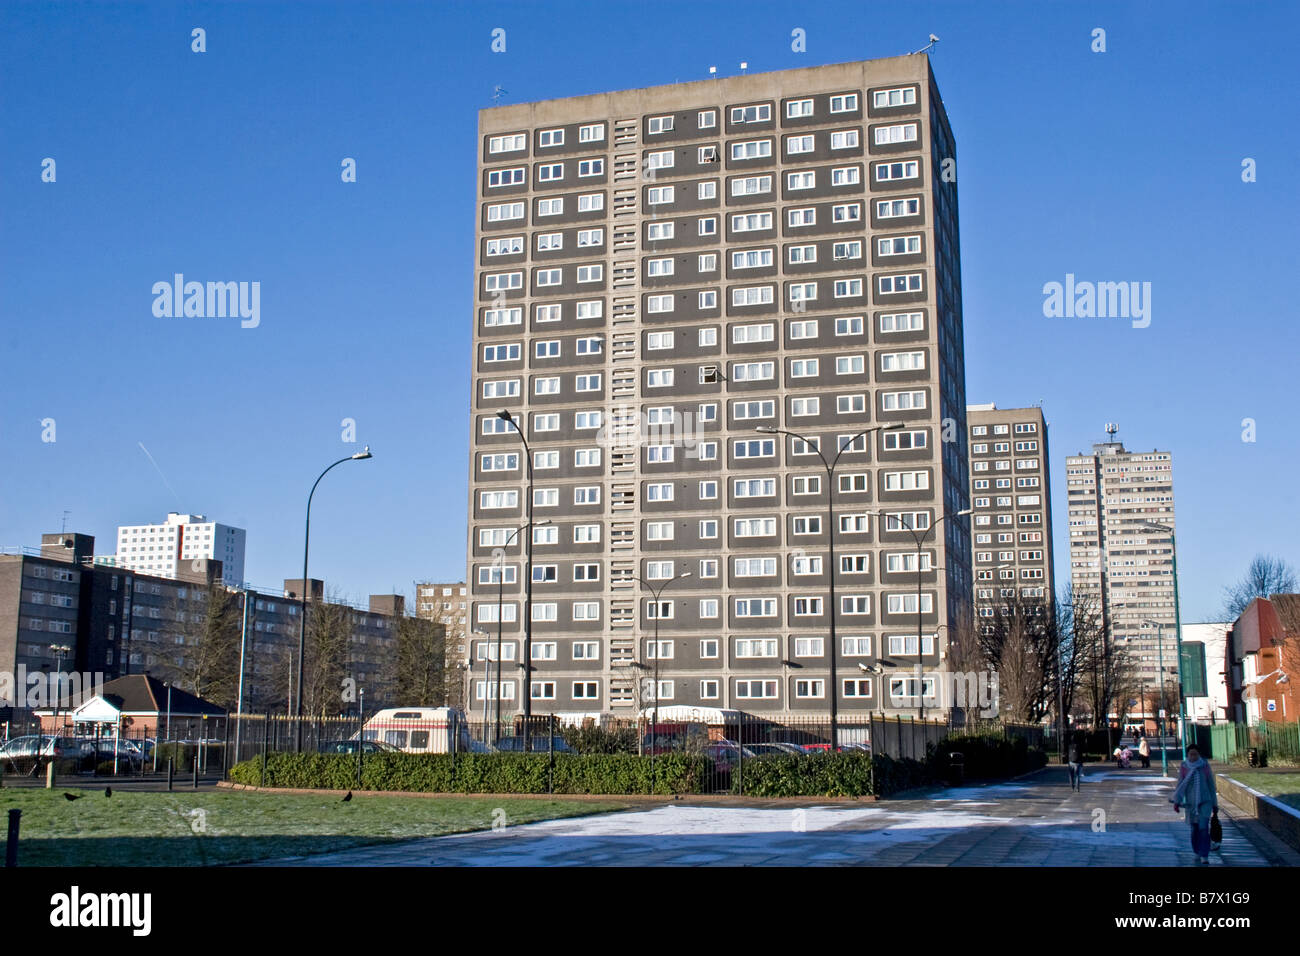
(1140, 521, 1186, 761)
(639, 570, 692, 793)
(497, 410, 537, 735)
(49, 644, 71, 742)
(755, 422, 903, 749)
(232, 586, 252, 763)
(865, 507, 972, 723)
(296, 446, 373, 750)
(489, 519, 549, 744)
(1142, 618, 1172, 776)
(470, 627, 491, 742)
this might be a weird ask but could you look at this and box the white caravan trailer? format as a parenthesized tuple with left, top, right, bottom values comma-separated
(359, 707, 473, 753)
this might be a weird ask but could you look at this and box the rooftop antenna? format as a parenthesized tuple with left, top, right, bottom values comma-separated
(60, 510, 70, 533)
(909, 33, 940, 55)
(491, 85, 508, 104)
(1105, 422, 1119, 443)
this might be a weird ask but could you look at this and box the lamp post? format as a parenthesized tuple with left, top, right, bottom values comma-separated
(865, 508, 972, 723)
(233, 586, 251, 763)
(496, 410, 536, 735)
(755, 423, 902, 750)
(471, 628, 491, 743)
(1141, 521, 1186, 761)
(49, 644, 71, 743)
(489, 520, 548, 744)
(1144, 619, 1170, 776)
(639, 570, 692, 794)
(296, 446, 373, 751)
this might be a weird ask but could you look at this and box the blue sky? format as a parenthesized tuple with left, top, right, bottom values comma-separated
(1, 0, 1296, 620)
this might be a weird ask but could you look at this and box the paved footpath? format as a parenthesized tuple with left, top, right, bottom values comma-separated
(255, 765, 1300, 867)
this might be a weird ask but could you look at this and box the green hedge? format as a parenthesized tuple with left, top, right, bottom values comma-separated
(930, 735, 1048, 781)
(738, 752, 875, 797)
(229, 751, 709, 795)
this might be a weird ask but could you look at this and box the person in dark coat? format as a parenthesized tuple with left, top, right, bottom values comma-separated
(1067, 736, 1084, 791)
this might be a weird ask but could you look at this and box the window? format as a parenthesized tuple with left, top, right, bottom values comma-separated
(834, 278, 863, 298)
(698, 180, 717, 199)
(835, 354, 865, 375)
(488, 134, 526, 153)
(482, 379, 520, 399)
(647, 257, 674, 276)
(574, 564, 600, 582)
(793, 598, 823, 617)
(878, 235, 922, 256)
(873, 87, 917, 108)
(731, 211, 773, 232)
(734, 517, 776, 537)
(876, 197, 921, 218)
(699, 217, 717, 236)
(732, 322, 774, 344)
(832, 166, 861, 186)
(573, 681, 599, 699)
(538, 128, 564, 147)
(832, 241, 863, 261)
(786, 134, 815, 155)
(731, 175, 772, 196)
(786, 170, 815, 190)
(875, 160, 920, 181)
(537, 163, 563, 182)
(733, 438, 775, 458)
(577, 194, 604, 213)
(790, 358, 819, 377)
(574, 448, 602, 467)
(647, 115, 674, 134)
(536, 268, 561, 287)
(788, 207, 815, 227)
(735, 633, 778, 651)
(573, 641, 600, 660)
(484, 271, 523, 292)
(647, 368, 675, 387)
(486, 236, 524, 256)
(577, 264, 603, 282)
(873, 123, 918, 145)
(732, 248, 773, 270)
(647, 185, 675, 204)
(731, 104, 771, 123)
(730, 139, 772, 160)
(483, 343, 520, 362)
(880, 350, 926, 371)
(698, 109, 717, 128)
(535, 232, 563, 252)
(573, 602, 600, 621)
(576, 300, 603, 319)
(830, 93, 859, 113)
(884, 470, 930, 491)
(788, 245, 816, 264)
(731, 286, 774, 307)
(880, 311, 925, 333)
(790, 396, 820, 416)
(830, 129, 859, 149)
(786, 98, 814, 118)
(699, 253, 717, 271)
(736, 680, 778, 699)
(789, 282, 816, 303)
(883, 429, 927, 450)
(788, 319, 818, 340)
(647, 149, 674, 170)
(579, 123, 604, 142)
(878, 273, 923, 294)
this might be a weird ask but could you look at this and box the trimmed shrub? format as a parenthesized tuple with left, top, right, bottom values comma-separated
(229, 751, 710, 795)
(739, 752, 874, 797)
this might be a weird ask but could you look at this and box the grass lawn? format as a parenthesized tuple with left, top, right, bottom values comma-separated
(0, 788, 629, 866)
(1224, 771, 1300, 812)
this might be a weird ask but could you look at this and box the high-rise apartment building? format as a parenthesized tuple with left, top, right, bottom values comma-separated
(966, 404, 1054, 612)
(415, 581, 469, 706)
(1066, 429, 1177, 685)
(466, 55, 971, 722)
(110, 513, 246, 588)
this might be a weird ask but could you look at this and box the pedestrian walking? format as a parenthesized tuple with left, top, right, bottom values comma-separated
(1138, 735, 1151, 769)
(1171, 745, 1218, 864)
(1067, 737, 1084, 791)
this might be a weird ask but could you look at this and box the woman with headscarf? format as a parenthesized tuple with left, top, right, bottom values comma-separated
(1170, 745, 1218, 864)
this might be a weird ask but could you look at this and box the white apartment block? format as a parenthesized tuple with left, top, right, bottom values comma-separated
(1066, 433, 1177, 685)
(114, 512, 246, 588)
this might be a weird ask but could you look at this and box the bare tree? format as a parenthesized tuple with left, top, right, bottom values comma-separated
(302, 596, 350, 719)
(164, 587, 241, 708)
(383, 616, 448, 706)
(1223, 554, 1298, 619)
(977, 594, 1057, 722)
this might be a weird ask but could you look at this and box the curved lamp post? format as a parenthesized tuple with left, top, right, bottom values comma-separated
(1140, 521, 1186, 761)
(639, 570, 691, 793)
(755, 423, 902, 750)
(496, 410, 536, 739)
(862, 506, 972, 724)
(296, 446, 373, 751)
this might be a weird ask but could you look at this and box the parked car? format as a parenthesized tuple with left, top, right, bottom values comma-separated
(466, 738, 496, 754)
(744, 743, 799, 758)
(703, 741, 756, 771)
(318, 739, 399, 754)
(493, 735, 574, 753)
